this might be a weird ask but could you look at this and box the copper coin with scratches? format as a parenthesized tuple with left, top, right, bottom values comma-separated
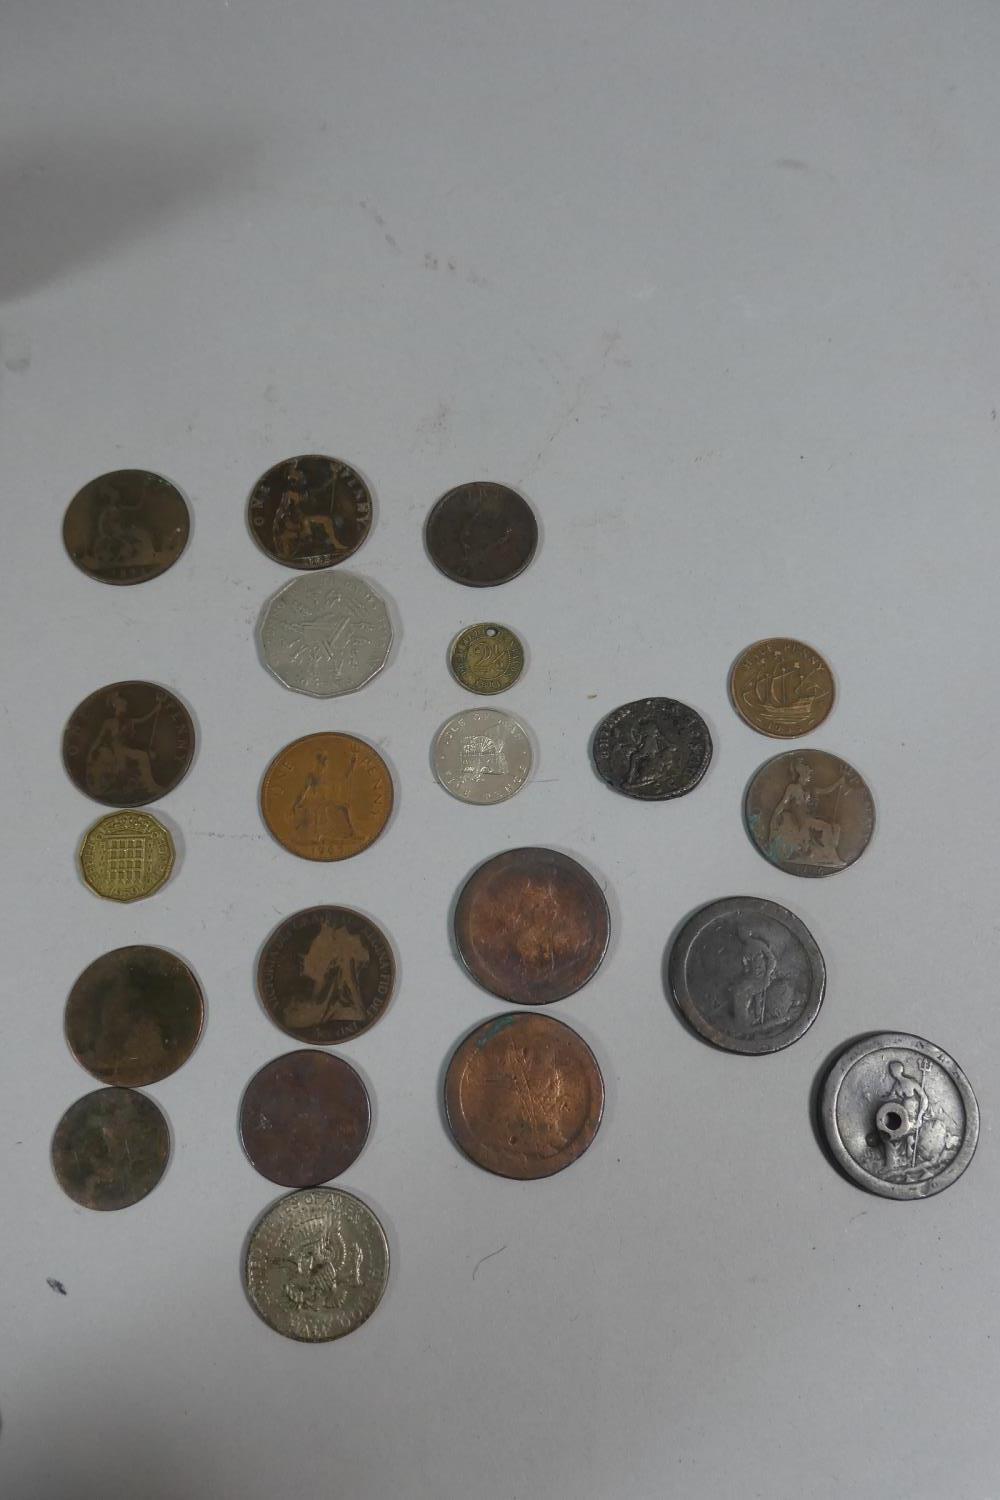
(454, 847, 610, 1005)
(257, 907, 395, 1044)
(240, 1050, 371, 1188)
(65, 945, 204, 1087)
(260, 732, 393, 861)
(62, 680, 195, 807)
(51, 1087, 170, 1210)
(247, 454, 372, 570)
(63, 469, 189, 585)
(444, 1012, 604, 1179)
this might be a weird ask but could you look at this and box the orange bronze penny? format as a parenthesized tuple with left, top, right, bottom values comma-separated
(260, 733, 393, 861)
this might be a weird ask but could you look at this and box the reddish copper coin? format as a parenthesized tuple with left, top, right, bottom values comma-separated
(444, 1012, 605, 1179)
(454, 847, 610, 1005)
(239, 1050, 371, 1188)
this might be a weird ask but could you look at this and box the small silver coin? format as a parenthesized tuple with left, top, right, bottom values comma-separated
(433, 708, 532, 804)
(258, 571, 392, 697)
(821, 1033, 979, 1199)
(668, 896, 825, 1054)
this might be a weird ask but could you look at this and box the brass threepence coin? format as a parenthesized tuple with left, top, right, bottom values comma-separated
(65, 946, 204, 1086)
(425, 482, 537, 585)
(52, 1086, 170, 1210)
(62, 680, 195, 807)
(454, 847, 610, 1005)
(62, 469, 189, 585)
(444, 1012, 604, 1179)
(744, 749, 875, 877)
(592, 697, 712, 800)
(729, 638, 834, 738)
(79, 810, 175, 902)
(260, 732, 393, 861)
(244, 1186, 389, 1341)
(247, 454, 372, 569)
(449, 623, 525, 694)
(433, 708, 533, 804)
(258, 906, 395, 1044)
(240, 1050, 371, 1188)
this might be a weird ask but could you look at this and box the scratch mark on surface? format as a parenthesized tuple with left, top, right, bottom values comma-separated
(358, 200, 400, 253)
(519, 330, 621, 483)
(472, 1244, 507, 1280)
(47, 1278, 67, 1295)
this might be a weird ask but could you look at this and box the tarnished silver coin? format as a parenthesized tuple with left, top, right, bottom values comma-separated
(433, 708, 532, 804)
(592, 698, 712, 801)
(258, 571, 392, 697)
(744, 749, 875, 878)
(244, 1186, 389, 1341)
(668, 896, 825, 1054)
(821, 1033, 979, 1200)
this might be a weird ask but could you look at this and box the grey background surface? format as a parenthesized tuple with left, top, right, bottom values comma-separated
(2, 3, 999, 1497)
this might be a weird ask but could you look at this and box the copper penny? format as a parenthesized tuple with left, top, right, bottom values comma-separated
(62, 469, 189, 585)
(260, 732, 393, 861)
(729, 638, 835, 738)
(51, 1086, 170, 1210)
(425, 482, 538, 586)
(444, 1012, 604, 1179)
(63, 680, 195, 807)
(258, 907, 395, 1044)
(454, 847, 610, 1005)
(744, 748, 876, 877)
(247, 454, 372, 569)
(65, 946, 204, 1087)
(239, 1050, 371, 1188)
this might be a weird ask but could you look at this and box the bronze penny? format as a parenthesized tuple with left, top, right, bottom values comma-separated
(65, 946, 204, 1087)
(63, 680, 195, 807)
(247, 454, 372, 569)
(744, 748, 876, 877)
(239, 1050, 371, 1188)
(425, 482, 538, 586)
(62, 469, 189, 585)
(444, 1012, 604, 1179)
(454, 847, 610, 1005)
(258, 907, 395, 1044)
(729, 638, 835, 738)
(260, 732, 393, 861)
(51, 1086, 170, 1210)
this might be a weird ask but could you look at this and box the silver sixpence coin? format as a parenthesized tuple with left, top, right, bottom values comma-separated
(433, 708, 532, 804)
(258, 571, 392, 697)
(668, 896, 825, 1054)
(821, 1033, 979, 1199)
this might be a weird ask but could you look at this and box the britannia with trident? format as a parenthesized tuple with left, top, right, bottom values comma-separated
(767, 756, 847, 868)
(85, 690, 164, 800)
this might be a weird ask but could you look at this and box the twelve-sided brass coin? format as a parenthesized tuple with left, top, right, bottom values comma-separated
(258, 907, 395, 1044)
(425, 482, 537, 586)
(62, 680, 195, 806)
(744, 749, 875, 877)
(51, 1087, 170, 1210)
(65, 946, 204, 1086)
(63, 469, 189, 585)
(248, 455, 372, 569)
(730, 638, 834, 738)
(239, 1050, 371, 1188)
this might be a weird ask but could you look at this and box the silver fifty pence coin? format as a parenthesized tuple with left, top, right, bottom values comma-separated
(433, 708, 532, 804)
(258, 571, 392, 697)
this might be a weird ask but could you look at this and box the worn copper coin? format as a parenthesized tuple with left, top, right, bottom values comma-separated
(51, 1086, 170, 1210)
(258, 906, 395, 1044)
(592, 697, 712, 800)
(247, 454, 372, 569)
(240, 1051, 371, 1188)
(79, 810, 175, 902)
(449, 622, 525, 694)
(744, 749, 875, 877)
(444, 1012, 604, 1179)
(730, 638, 834, 738)
(62, 680, 195, 807)
(454, 847, 609, 1005)
(63, 469, 189, 585)
(65, 945, 204, 1086)
(425, 482, 537, 586)
(260, 732, 393, 861)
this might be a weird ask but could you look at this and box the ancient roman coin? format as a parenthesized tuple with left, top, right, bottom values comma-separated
(258, 572, 392, 697)
(425, 482, 537, 586)
(730, 638, 834, 738)
(244, 1186, 389, 1341)
(444, 1012, 604, 1179)
(820, 1033, 979, 1199)
(257, 906, 395, 1044)
(65, 945, 204, 1086)
(592, 697, 712, 800)
(433, 708, 532, 804)
(51, 1086, 170, 1210)
(668, 897, 825, 1054)
(62, 680, 195, 806)
(240, 1050, 371, 1188)
(247, 454, 372, 570)
(261, 733, 393, 861)
(449, 622, 525, 694)
(62, 469, 189, 585)
(454, 847, 610, 1005)
(79, 811, 175, 902)
(744, 749, 875, 877)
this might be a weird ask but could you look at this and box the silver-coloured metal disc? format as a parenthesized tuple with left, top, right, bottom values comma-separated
(821, 1033, 979, 1199)
(433, 708, 532, 804)
(258, 571, 392, 697)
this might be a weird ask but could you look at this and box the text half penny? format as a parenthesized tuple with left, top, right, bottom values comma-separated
(260, 733, 393, 861)
(62, 469, 189, 585)
(65, 946, 204, 1086)
(247, 455, 372, 570)
(729, 637, 834, 738)
(63, 680, 195, 807)
(257, 907, 395, 1044)
(51, 1087, 170, 1210)
(239, 1051, 371, 1188)
(744, 749, 875, 878)
(425, 482, 538, 586)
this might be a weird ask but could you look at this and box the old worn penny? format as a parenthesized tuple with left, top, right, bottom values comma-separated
(79, 810, 175, 902)
(257, 906, 395, 1044)
(592, 697, 712, 800)
(449, 622, 525, 694)
(425, 482, 537, 586)
(730, 638, 834, 738)
(51, 1086, 170, 1210)
(247, 454, 372, 569)
(433, 708, 532, 804)
(744, 749, 875, 877)
(240, 1050, 371, 1188)
(62, 680, 195, 806)
(65, 945, 204, 1086)
(63, 469, 189, 585)
(260, 733, 393, 861)
(258, 572, 392, 697)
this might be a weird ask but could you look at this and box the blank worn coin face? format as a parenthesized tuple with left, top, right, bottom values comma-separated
(65, 945, 204, 1086)
(433, 708, 532, 804)
(258, 572, 392, 697)
(239, 1050, 371, 1188)
(63, 469, 190, 585)
(51, 1087, 170, 1210)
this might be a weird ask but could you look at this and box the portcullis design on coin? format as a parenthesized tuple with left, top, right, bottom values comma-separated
(258, 907, 395, 1044)
(63, 469, 190, 585)
(729, 638, 834, 738)
(433, 708, 532, 804)
(449, 623, 525, 694)
(62, 680, 195, 806)
(51, 1087, 170, 1210)
(425, 482, 538, 586)
(65, 945, 204, 1086)
(260, 732, 393, 861)
(258, 571, 392, 697)
(592, 697, 712, 800)
(79, 811, 176, 902)
(239, 1050, 371, 1188)
(247, 455, 372, 570)
(744, 749, 875, 877)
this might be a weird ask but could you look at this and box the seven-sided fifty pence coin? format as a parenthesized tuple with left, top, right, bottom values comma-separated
(258, 572, 392, 697)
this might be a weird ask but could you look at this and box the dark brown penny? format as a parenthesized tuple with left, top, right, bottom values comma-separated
(744, 748, 876, 878)
(240, 1051, 371, 1188)
(454, 847, 610, 1005)
(425, 482, 538, 586)
(62, 469, 190, 585)
(65, 946, 204, 1086)
(247, 454, 372, 569)
(444, 1012, 604, 1179)
(258, 907, 395, 1044)
(51, 1087, 170, 1210)
(63, 680, 195, 807)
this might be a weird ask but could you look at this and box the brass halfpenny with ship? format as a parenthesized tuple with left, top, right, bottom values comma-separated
(744, 749, 875, 878)
(729, 638, 834, 738)
(425, 482, 537, 586)
(239, 1050, 371, 1188)
(79, 811, 175, 902)
(247, 454, 372, 570)
(65, 945, 204, 1086)
(260, 733, 393, 861)
(62, 680, 195, 807)
(444, 1012, 604, 1179)
(449, 623, 525, 694)
(62, 469, 190, 585)
(258, 906, 395, 1044)
(51, 1086, 170, 1210)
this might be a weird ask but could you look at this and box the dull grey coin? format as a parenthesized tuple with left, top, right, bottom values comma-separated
(433, 708, 532, 804)
(258, 571, 392, 697)
(668, 896, 825, 1054)
(821, 1033, 979, 1199)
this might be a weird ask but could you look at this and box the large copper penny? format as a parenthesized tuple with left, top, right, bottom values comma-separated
(247, 454, 372, 570)
(729, 638, 835, 738)
(62, 469, 189, 585)
(744, 748, 876, 877)
(62, 680, 195, 807)
(239, 1051, 371, 1188)
(425, 482, 538, 586)
(444, 1012, 604, 1179)
(51, 1086, 170, 1210)
(258, 907, 395, 1044)
(454, 847, 610, 1005)
(260, 732, 393, 861)
(65, 946, 204, 1086)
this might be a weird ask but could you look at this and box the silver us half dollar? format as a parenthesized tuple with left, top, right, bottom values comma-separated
(258, 571, 392, 697)
(433, 708, 533, 804)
